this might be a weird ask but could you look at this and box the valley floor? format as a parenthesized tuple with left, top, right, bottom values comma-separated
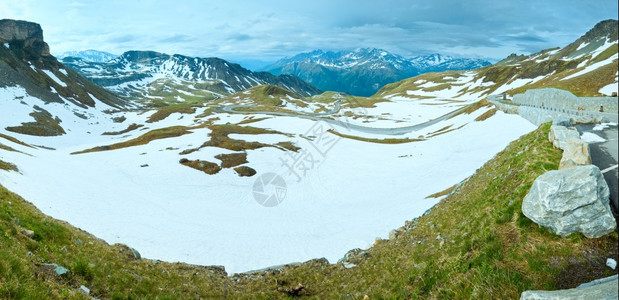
(0, 86, 537, 274)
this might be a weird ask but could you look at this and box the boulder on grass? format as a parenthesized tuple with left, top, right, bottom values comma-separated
(522, 165, 616, 238)
(521, 275, 618, 300)
(548, 125, 580, 150)
(559, 138, 592, 169)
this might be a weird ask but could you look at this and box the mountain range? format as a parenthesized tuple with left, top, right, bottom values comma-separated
(0, 20, 127, 111)
(61, 51, 322, 104)
(58, 49, 118, 63)
(1, 17, 618, 298)
(375, 19, 618, 100)
(263, 48, 491, 96)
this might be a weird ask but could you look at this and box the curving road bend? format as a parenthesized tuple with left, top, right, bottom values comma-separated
(214, 101, 470, 136)
(575, 124, 619, 212)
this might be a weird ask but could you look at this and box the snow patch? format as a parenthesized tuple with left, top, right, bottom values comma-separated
(580, 132, 606, 143)
(593, 122, 617, 131)
(42, 69, 67, 87)
(0, 88, 537, 274)
(563, 53, 619, 81)
(599, 82, 618, 96)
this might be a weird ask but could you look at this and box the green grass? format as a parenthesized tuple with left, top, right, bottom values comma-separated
(217, 85, 299, 107)
(233, 166, 257, 177)
(0, 133, 36, 149)
(5, 111, 66, 137)
(183, 124, 296, 153)
(139, 79, 224, 105)
(591, 44, 618, 64)
(0, 159, 18, 172)
(214, 153, 248, 168)
(327, 129, 424, 144)
(376, 49, 617, 99)
(1, 122, 616, 298)
(0, 143, 20, 154)
(510, 61, 618, 97)
(179, 159, 221, 175)
(146, 103, 200, 123)
(72, 126, 193, 154)
(101, 123, 143, 135)
(0, 184, 228, 299)
(374, 71, 464, 97)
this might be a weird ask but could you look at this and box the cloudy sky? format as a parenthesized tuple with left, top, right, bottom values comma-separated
(2, 0, 617, 68)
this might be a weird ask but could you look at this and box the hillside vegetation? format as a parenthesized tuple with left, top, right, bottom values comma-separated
(1, 123, 616, 299)
(375, 19, 618, 99)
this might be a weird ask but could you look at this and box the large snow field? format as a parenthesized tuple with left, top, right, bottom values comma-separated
(0, 86, 537, 274)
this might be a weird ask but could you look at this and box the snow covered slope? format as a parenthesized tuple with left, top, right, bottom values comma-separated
(62, 50, 322, 103)
(263, 48, 491, 96)
(1, 18, 613, 276)
(0, 83, 536, 274)
(57, 49, 118, 63)
(377, 19, 618, 100)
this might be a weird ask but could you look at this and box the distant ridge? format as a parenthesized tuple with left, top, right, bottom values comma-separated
(62, 50, 322, 103)
(376, 19, 618, 99)
(263, 48, 491, 96)
(58, 49, 118, 63)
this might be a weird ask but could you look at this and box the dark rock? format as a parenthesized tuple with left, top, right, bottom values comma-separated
(340, 248, 369, 265)
(552, 117, 573, 127)
(0, 19, 50, 56)
(21, 229, 35, 239)
(114, 243, 141, 260)
(42, 263, 70, 276)
(130, 247, 141, 259)
(234, 166, 256, 177)
(79, 285, 90, 295)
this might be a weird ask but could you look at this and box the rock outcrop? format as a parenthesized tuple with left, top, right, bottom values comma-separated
(548, 125, 580, 150)
(0, 19, 50, 56)
(520, 275, 618, 300)
(559, 138, 592, 169)
(522, 165, 616, 238)
(552, 117, 572, 127)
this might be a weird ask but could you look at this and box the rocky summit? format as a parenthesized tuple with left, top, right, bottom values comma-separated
(0, 19, 50, 57)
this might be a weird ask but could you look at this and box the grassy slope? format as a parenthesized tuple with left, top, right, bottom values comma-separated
(1, 123, 616, 299)
(375, 46, 618, 99)
(71, 126, 193, 155)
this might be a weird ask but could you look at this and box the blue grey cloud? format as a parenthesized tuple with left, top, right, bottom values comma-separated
(2, 0, 617, 62)
(158, 34, 196, 44)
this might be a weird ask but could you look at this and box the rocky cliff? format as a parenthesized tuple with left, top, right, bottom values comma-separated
(0, 19, 126, 108)
(0, 19, 50, 58)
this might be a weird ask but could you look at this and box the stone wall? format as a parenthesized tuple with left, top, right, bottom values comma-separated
(516, 106, 614, 126)
(513, 88, 617, 113)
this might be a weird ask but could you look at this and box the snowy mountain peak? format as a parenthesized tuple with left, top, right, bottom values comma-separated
(62, 50, 321, 101)
(264, 48, 491, 96)
(58, 49, 118, 63)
